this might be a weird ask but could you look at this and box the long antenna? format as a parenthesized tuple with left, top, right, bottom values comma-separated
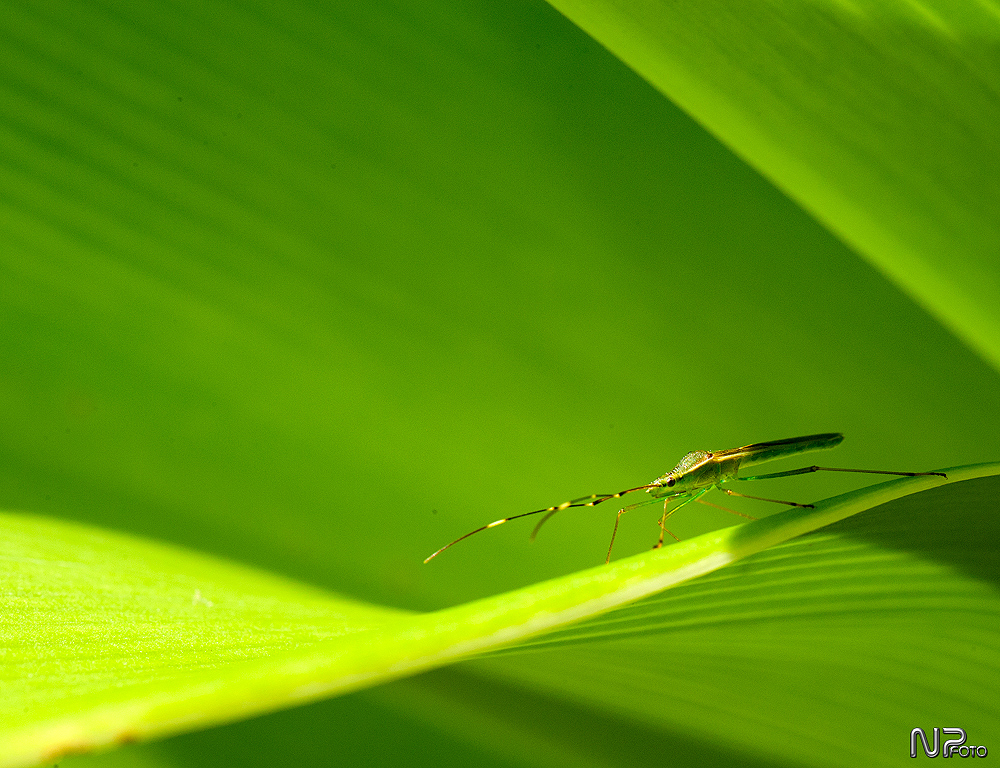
(423, 484, 658, 563)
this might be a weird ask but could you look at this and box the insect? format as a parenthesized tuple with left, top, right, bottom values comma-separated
(423, 433, 947, 564)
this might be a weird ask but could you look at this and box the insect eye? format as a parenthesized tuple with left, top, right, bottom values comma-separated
(666, 477, 675, 487)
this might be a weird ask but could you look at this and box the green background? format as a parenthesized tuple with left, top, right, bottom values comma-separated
(2, 0, 997, 766)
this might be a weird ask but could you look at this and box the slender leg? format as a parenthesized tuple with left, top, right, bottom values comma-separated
(654, 500, 682, 548)
(606, 496, 669, 564)
(696, 497, 758, 520)
(737, 466, 947, 481)
(653, 490, 705, 548)
(722, 488, 813, 508)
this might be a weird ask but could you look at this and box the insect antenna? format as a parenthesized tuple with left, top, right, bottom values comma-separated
(423, 483, 659, 563)
(529, 492, 616, 541)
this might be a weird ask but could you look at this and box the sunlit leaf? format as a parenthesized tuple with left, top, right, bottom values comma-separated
(4, 468, 994, 767)
(544, 0, 1000, 368)
(3, 1, 999, 767)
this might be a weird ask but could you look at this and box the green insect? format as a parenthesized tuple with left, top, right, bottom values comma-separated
(423, 433, 946, 564)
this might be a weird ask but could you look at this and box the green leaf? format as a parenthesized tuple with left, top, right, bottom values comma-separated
(3, 1, 999, 767)
(0, 511, 409, 765)
(543, 0, 1000, 369)
(469, 475, 1000, 767)
(3, 466, 994, 767)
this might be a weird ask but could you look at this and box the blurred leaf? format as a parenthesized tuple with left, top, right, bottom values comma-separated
(543, 0, 1000, 368)
(3, 468, 994, 766)
(0, 512, 407, 766)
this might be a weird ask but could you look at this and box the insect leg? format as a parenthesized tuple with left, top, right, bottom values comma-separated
(606, 496, 667, 564)
(736, 466, 947, 481)
(721, 488, 813, 508)
(653, 490, 704, 548)
(653, 504, 681, 549)
(696, 497, 758, 520)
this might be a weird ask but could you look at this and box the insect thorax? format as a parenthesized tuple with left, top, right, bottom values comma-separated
(651, 450, 714, 489)
(671, 450, 711, 475)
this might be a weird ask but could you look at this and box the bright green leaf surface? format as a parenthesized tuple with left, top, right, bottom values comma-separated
(4, 469, 994, 767)
(543, 0, 1000, 369)
(471, 473, 1000, 768)
(2, 0, 999, 766)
